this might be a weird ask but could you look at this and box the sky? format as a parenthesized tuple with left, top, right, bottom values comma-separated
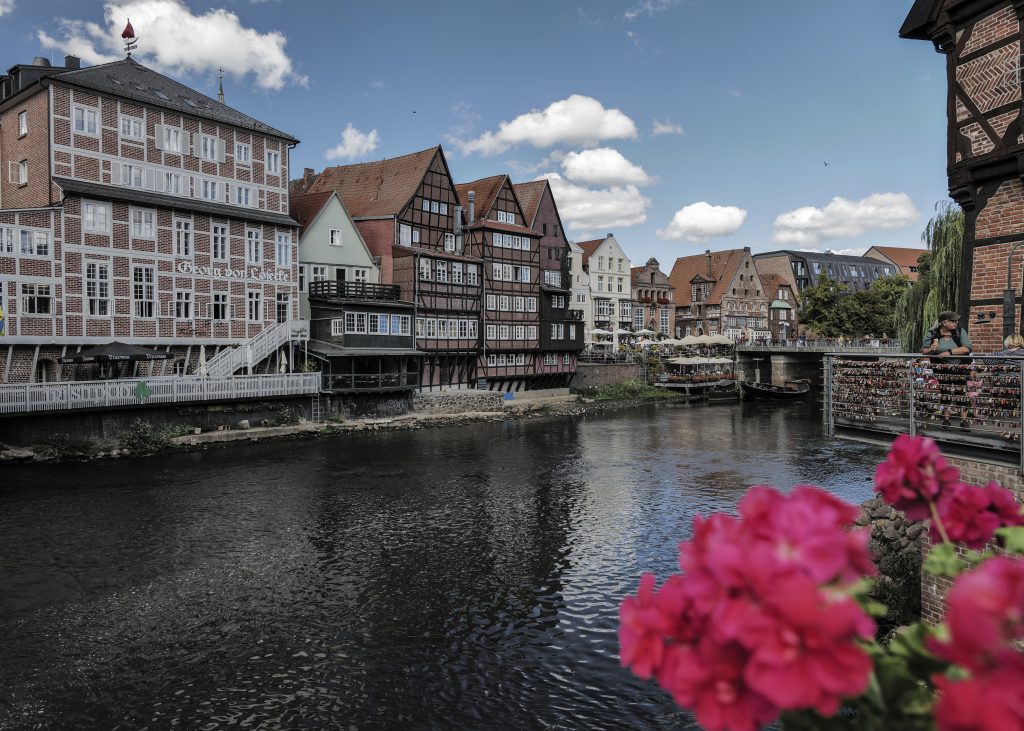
(0, 0, 949, 266)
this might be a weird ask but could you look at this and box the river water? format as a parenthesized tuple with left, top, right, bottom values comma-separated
(0, 400, 887, 730)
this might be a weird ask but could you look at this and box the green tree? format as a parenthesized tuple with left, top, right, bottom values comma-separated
(895, 201, 965, 349)
(798, 274, 849, 337)
(847, 275, 910, 337)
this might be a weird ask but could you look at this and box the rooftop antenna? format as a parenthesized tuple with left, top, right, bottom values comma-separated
(122, 19, 138, 57)
(217, 67, 225, 104)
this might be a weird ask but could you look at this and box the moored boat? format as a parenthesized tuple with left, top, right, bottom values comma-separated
(739, 379, 811, 400)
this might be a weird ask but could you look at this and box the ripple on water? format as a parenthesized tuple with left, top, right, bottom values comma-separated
(0, 403, 883, 730)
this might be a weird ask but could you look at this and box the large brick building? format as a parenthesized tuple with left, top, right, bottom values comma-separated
(669, 247, 769, 340)
(902, 0, 1024, 351)
(0, 54, 299, 383)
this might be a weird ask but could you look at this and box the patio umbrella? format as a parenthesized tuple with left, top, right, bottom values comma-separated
(637, 328, 656, 335)
(590, 328, 612, 335)
(58, 341, 169, 364)
(197, 345, 208, 378)
(614, 328, 632, 335)
(709, 334, 736, 346)
(279, 349, 288, 374)
(680, 335, 704, 346)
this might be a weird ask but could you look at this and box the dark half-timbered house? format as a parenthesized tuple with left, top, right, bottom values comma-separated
(514, 179, 583, 387)
(902, 0, 1024, 352)
(456, 176, 542, 391)
(295, 146, 483, 389)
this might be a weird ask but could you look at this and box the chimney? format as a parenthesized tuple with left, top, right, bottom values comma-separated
(63, 55, 80, 70)
(454, 205, 463, 234)
(607, 233, 613, 239)
(303, 168, 314, 186)
(743, 246, 750, 253)
(706, 249, 712, 277)
(468, 190, 475, 224)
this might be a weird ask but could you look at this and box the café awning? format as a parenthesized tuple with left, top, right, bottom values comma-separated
(59, 341, 170, 364)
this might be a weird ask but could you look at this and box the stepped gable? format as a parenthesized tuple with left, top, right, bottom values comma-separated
(289, 191, 333, 231)
(512, 180, 547, 226)
(668, 249, 746, 306)
(51, 57, 297, 141)
(304, 146, 440, 217)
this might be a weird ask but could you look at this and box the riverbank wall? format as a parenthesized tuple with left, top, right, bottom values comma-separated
(573, 363, 645, 391)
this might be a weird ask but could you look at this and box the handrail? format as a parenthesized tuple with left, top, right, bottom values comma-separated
(0, 373, 320, 416)
(205, 320, 309, 377)
(308, 281, 401, 301)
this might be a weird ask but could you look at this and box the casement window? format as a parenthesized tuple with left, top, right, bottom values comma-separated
(276, 293, 290, 323)
(597, 275, 604, 292)
(487, 354, 497, 367)
(16, 160, 27, 185)
(199, 135, 219, 162)
(311, 265, 328, 282)
(412, 229, 420, 244)
(211, 292, 229, 320)
(164, 172, 182, 195)
(634, 308, 644, 328)
(498, 295, 510, 311)
(439, 202, 448, 215)
(246, 290, 262, 322)
(21, 283, 51, 314)
(246, 229, 262, 264)
(276, 233, 291, 267)
(466, 265, 479, 285)
(266, 150, 281, 174)
(200, 179, 219, 201)
(444, 233, 456, 252)
(514, 296, 525, 312)
(503, 264, 513, 281)
(345, 312, 368, 334)
(661, 310, 670, 331)
(468, 320, 478, 338)
(0, 227, 13, 253)
(174, 219, 193, 256)
(159, 126, 183, 152)
(298, 265, 306, 292)
(211, 224, 228, 259)
(492, 263, 503, 281)
(132, 266, 155, 318)
(120, 116, 144, 140)
(514, 265, 530, 283)
(563, 353, 571, 364)
(416, 318, 424, 337)
(419, 258, 432, 280)
(430, 201, 439, 213)
(329, 228, 342, 246)
(399, 224, 412, 246)
(83, 200, 111, 233)
(425, 319, 437, 338)
(486, 325, 497, 340)
(353, 268, 368, 283)
(617, 277, 624, 293)
(499, 325, 511, 340)
(576, 293, 586, 303)
(235, 143, 251, 164)
(436, 262, 448, 282)
(514, 325, 525, 340)
(458, 320, 468, 338)
(234, 186, 253, 207)
(497, 354, 507, 366)
(486, 294, 497, 310)
(452, 262, 463, 283)
(527, 297, 537, 312)
(393, 315, 411, 335)
(19, 229, 49, 256)
(174, 290, 192, 319)
(18, 110, 27, 136)
(332, 318, 345, 336)
(421, 199, 430, 212)
(86, 262, 111, 316)
(617, 259, 624, 272)
(120, 164, 144, 188)
(569, 325, 577, 340)
(73, 106, 98, 135)
(437, 319, 448, 338)
(597, 256, 604, 270)
(544, 353, 556, 366)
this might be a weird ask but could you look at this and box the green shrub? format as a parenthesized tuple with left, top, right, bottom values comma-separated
(274, 406, 300, 426)
(39, 433, 95, 459)
(116, 418, 186, 455)
(592, 378, 683, 401)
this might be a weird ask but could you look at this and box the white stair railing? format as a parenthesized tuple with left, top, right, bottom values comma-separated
(205, 320, 309, 378)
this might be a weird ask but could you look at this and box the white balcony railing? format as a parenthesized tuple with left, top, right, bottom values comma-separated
(0, 373, 320, 416)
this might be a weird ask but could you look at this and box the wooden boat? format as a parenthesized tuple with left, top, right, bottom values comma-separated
(739, 379, 811, 400)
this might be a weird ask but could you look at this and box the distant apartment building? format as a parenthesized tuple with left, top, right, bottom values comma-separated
(0, 54, 300, 383)
(630, 258, 674, 336)
(575, 234, 632, 342)
(759, 274, 798, 342)
(669, 248, 768, 339)
(753, 250, 899, 297)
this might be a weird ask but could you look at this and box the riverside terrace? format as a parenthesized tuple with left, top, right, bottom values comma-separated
(826, 354, 1024, 469)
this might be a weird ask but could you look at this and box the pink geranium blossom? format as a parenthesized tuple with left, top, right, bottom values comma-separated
(933, 481, 1024, 549)
(874, 434, 960, 520)
(934, 667, 1024, 731)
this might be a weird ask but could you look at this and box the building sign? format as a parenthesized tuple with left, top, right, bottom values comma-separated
(176, 261, 291, 283)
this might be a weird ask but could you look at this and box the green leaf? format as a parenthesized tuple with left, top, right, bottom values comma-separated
(923, 543, 964, 578)
(864, 600, 889, 618)
(996, 526, 1024, 555)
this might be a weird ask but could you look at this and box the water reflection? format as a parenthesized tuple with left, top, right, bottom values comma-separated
(0, 401, 884, 730)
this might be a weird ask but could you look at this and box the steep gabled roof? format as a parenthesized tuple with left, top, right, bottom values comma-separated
(303, 146, 442, 218)
(900, 0, 942, 39)
(865, 245, 926, 268)
(668, 249, 748, 307)
(576, 238, 604, 268)
(289, 191, 333, 231)
(48, 57, 297, 141)
(455, 175, 507, 221)
(512, 180, 547, 227)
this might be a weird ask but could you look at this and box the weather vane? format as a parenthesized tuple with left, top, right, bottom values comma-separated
(122, 19, 138, 56)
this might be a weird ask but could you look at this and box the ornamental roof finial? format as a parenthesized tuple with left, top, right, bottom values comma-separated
(122, 19, 138, 57)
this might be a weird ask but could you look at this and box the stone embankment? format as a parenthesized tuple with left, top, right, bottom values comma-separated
(855, 494, 926, 630)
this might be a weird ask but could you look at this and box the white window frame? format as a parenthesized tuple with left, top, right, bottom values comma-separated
(119, 115, 144, 141)
(276, 233, 291, 267)
(174, 290, 192, 320)
(246, 290, 262, 322)
(164, 172, 182, 195)
(161, 126, 183, 153)
(85, 262, 111, 317)
(329, 228, 342, 246)
(130, 207, 155, 239)
(419, 258, 432, 280)
(444, 233, 456, 251)
(353, 268, 368, 283)
(200, 179, 219, 201)
(199, 135, 219, 162)
(466, 265, 479, 285)
(17, 160, 27, 185)
(311, 265, 328, 282)
(235, 185, 253, 207)
(486, 325, 497, 340)
(18, 110, 27, 136)
(133, 266, 155, 318)
(83, 200, 111, 234)
(486, 294, 497, 310)
(436, 261, 448, 282)
(235, 143, 251, 164)
(73, 105, 98, 136)
(399, 224, 412, 246)
(21, 283, 52, 314)
(212, 224, 228, 260)
(211, 292, 230, 321)
(174, 218, 193, 257)
(266, 149, 281, 174)
(246, 229, 263, 265)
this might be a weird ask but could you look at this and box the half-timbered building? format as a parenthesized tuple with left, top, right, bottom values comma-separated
(0, 53, 300, 383)
(902, 0, 1024, 351)
(456, 176, 543, 390)
(630, 258, 675, 336)
(514, 179, 583, 387)
(294, 146, 483, 389)
(669, 248, 768, 339)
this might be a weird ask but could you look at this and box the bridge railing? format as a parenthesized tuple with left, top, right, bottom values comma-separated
(739, 338, 903, 353)
(824, 353, 1024, 469)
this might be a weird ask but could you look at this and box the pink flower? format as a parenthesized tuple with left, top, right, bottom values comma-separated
(981, 481, 1024, 528)
(874, 434, 960, 520)
(934, 483, 1002, 549)
(656, 640, 779, 731)
(619, 573, 706, 678)
(930, 557, 1024, 673)
(934, 666, 1024, 731)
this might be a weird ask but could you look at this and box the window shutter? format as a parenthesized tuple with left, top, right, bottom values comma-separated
(188, 132, 197, 157)
(216, 139, 225, 163)
(7, 161, 14, 184)
(144, 168, 157, 191)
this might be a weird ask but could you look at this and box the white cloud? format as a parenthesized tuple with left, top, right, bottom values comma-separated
(325, 124, 379, 160)
(624, 0, 679, 21)
(0, 0, 15, 17)
(797, 247, 867, 257)
(657, 202, 747, 242)
(460, 95, 638, 156)
(651, 119, 683, 136)
(541, 172, 650, 237)
(771, 193, 919, 245)
(38, 0, 306, 91)
(560, 148, 654, 186)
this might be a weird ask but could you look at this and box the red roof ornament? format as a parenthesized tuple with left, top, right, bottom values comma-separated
(121, 19, 135, 39)
(121, 19, 139, 56)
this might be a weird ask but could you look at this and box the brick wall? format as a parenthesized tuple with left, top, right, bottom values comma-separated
(0, 89, 51, 209)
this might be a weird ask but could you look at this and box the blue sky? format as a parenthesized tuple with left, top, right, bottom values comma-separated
(0, 0, 948, 266)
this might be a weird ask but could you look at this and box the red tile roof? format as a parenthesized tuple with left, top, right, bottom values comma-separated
(668, 249, 747, 306)
(455, 175, 507, 222)
(865, 246, 927, 281)
(512, 180, 547, 226)
(576, 238, 604, 267)
(289, 191, 333, 231)
(302, 146, 440, 218)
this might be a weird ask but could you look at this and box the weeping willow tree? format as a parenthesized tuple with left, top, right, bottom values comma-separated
(894, 201, 965, 349)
